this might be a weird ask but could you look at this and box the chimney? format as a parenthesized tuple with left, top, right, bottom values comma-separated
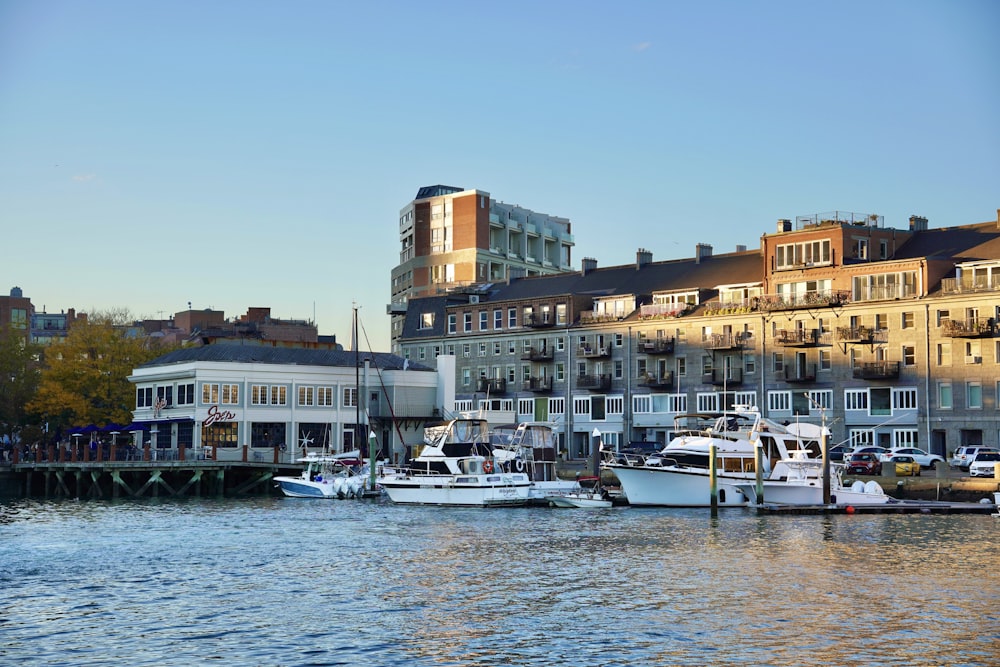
(736, 244, 747, 253)
(777, 219, 792, 233)
(636, 248, 652, 270)
(695, 243, 712, 264)
(581, 257, 598, 275)
(909, 215, 928, 232)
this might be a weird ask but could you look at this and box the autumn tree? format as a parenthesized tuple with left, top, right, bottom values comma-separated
(0, 326, 43, 442)
(28, 309, 177, 432)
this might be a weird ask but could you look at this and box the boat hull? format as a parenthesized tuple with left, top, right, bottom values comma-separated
(274, 477, 338, 498)
(608, 465, 749, 507)
(381, 473, 532, 507)
(548, 493, 612, 509)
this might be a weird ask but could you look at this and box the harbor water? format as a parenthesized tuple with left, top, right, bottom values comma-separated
(1, 498, 997, 666)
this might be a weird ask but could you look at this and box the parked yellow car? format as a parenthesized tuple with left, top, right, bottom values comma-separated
(890, 455, 921, 476)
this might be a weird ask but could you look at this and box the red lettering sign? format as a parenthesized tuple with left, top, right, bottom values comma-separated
(204, 405, 236, 426)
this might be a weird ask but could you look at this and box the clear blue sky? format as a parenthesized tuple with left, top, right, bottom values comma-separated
(2, 0, 997, 352)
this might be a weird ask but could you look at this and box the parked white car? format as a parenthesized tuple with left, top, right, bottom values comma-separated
(950, 446, 999, 471)
(968, 451, 1000, 477)
(878, 447, 945, 469)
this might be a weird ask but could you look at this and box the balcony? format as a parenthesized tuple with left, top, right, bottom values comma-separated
(702, 332, 749, 351)
(941, 275, 1000, 294)
(476, 378, 507, 394)
(638, 337, 675, 355)
(577, 344, 612, 359)
(520, 346, 554, 362)
(942, 318, 998, 338)
(702, 368, 743, 386)
(522, 376, 553, 393)
(755, 290, 851, 312)
(836, 326, 887, 345)
(781, 364, 817, 383)
(638, 371, 675, 391)
(523, 314, 555, 328)
(852, 361, 900, 380)
(577, 374, 612, 391)
(774, 329, 829, 347)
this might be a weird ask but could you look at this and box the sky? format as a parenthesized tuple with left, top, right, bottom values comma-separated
(2, 0, 998, 353)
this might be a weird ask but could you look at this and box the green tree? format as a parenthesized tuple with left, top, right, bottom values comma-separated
(28, 310, 177, 430)
(0, 326, 43, 442)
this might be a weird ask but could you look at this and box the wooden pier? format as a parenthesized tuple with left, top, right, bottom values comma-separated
(2, 460, 302, 499)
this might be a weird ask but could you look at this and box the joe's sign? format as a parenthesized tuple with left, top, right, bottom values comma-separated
(203, 405, 237, 426)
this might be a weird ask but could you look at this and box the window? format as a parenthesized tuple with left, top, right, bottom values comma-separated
(420, 312, 434, 329)
(136, 387, 152, 408)
(493, 341, 501, 356)
(318, 387, 334, 406)
(937, 343, 951, 366)
(508, 308, 517, 328)
(893, 388, 918, 410)
(901, 312, 914, 329)
(845, 389, 868, 411)
(938, 382, 952, 410)
(902, 345, 916, 367)
(156, 386, 173, 406)
(744, 354, 756, 375)
(819, 349, 831, 371)
(478, 342, 487, 357)
(807, 390, 833, 411)
(464, 313, 472, 332)
(508, 340, 516, 354)
(462, 343, 471, 358)
(480, 311, 488, 330)
(636, 358, 647, 377)
(343, 387, 358, 408)
(556, 363, 565, 381)
(298, 386, 315, 406)
(270, 386, 287, 406)
(203, 383, 219, 404)
(556, 303, 567, 325)
(251, 385, 268, 405)
(177, 383, 195, 405)
(967, 382, 983, 409)
(462, 369, 471, 386)
(447, 314, 456, 334)
(614, 333, 624, 347)
(556, 337, 565, 352)
(768, 391, 791, 412)
(773, 352, 784, 372)
(607, 396, 624, 415)
(494, 310, 503, 330)
(676, 357, 686, 376)
(614, 360, 623, 379)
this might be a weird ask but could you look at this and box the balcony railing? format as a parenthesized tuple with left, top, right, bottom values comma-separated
(523, 314, 555, 328)
(702, 333, 749, 350)
(836, 326, 888, 345)
(520, 346, 554, 362)
(638, 337, 675, 355)
(577, 374, 612, 391)
(702, 368, 743, 386)
(941, 275, 1000, 294)
(852, 361, 900, 380)
(781, 364, 817, 383)
(476, 378, 507, 394)
(638, 371, 674, 390)
(577, 344, 612, 359)
(774, 329, 830, 347)
(755, 290, 851, 312)
(942, 318, 998, 338)
(522, 376, 553, 393)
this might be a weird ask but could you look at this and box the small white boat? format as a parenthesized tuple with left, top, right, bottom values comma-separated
(733, 450, 890, 506)
(548, 490, 613, 509)
(274, 451, 368, 499)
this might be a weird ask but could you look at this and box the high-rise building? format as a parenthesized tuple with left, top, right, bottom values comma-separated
(388, 185, 575, 350)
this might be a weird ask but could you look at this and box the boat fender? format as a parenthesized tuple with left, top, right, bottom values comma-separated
(515, 458, 525, 472)
(483, 460, 494, 474)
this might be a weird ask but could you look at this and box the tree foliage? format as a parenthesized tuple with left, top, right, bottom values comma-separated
(0, 326, 43, 439)
(28, 311, 178, 430)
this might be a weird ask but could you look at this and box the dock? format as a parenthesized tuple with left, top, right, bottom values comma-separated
(1, 460, 304, 499)
(753, 500, 997, 515)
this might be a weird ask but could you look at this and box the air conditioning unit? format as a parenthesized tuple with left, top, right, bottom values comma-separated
(965, 355, 982, 364)
(469, 295, 479, 304)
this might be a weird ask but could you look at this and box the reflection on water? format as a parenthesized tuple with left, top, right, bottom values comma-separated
(1, 499, 997, 666)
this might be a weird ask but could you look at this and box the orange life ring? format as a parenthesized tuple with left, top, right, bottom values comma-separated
(483, 460, 494, 474)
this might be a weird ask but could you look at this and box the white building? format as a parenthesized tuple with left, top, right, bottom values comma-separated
(128, 345, 451, 464)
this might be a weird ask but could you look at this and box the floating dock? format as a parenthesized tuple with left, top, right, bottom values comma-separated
(753, 500, 997, 515)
